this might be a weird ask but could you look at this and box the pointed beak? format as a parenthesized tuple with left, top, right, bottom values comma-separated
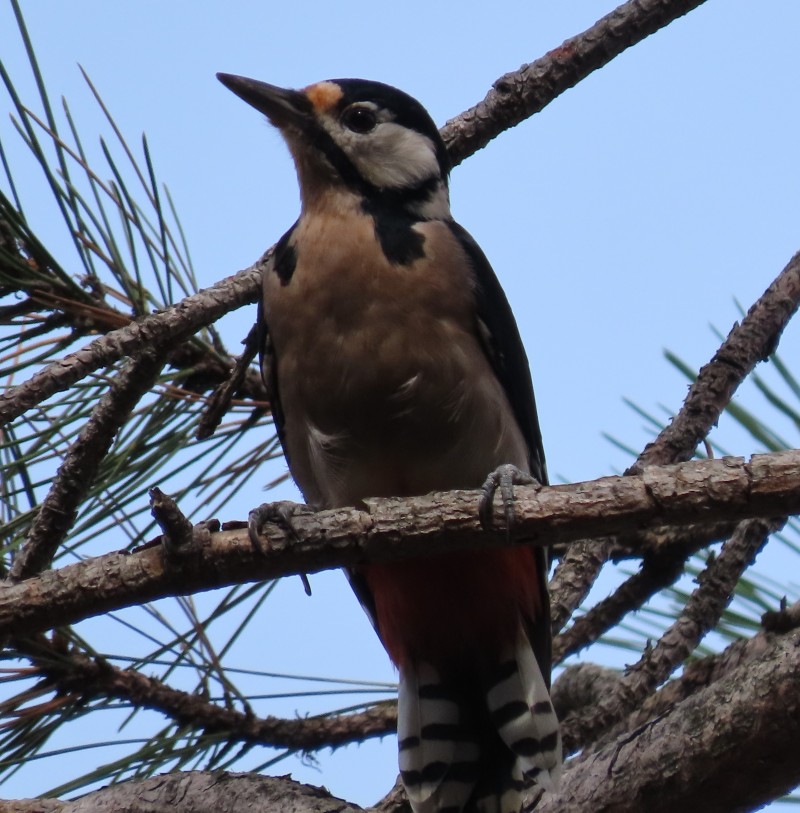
(216, 73, 312, 131)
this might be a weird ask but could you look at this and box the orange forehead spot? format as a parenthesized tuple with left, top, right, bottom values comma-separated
(304, 81, 343, 113)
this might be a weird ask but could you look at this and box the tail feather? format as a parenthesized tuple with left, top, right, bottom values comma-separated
(398, 628, 561, 813)
(485, 627, 562, 791)
(398, 662, 480, 813)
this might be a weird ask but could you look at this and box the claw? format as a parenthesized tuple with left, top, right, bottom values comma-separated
(479, 464, 539, 531)
(247, 500, 305, 553)
(247, 500, 314, 595)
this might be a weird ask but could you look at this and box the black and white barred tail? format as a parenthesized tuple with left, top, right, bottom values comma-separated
(398, 625, 562, 813)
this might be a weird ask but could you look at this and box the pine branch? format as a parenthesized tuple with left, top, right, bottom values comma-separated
(621, 599, 800, 733)
(630, 249, 800, 472)
(9, 349, 165, 580)
(560, 516, 780, 754)
(9, 635, 396, 754)
(2, 625, 799, 812)
(535, 627, 800, 813)
(442, 0, 711, 166)
(0, 263, 263, 425)
(550, 248, 800, 632)
(1, 449, 797, 640)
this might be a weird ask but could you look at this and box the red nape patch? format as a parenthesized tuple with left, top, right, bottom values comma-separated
(359, 547, 542, 671)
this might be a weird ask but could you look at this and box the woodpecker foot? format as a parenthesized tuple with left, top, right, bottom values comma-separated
(479, 464, 540, 530)
(247, 500, 311, 552)
(248, 501, 314, 595)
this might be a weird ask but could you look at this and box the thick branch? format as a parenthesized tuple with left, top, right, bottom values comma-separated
(534, 627, 800, 813)
(0, 450, 796, 639)
(0, 771, 362, 813)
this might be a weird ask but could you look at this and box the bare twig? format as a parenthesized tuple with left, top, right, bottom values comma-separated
(9, 348, 166, 581)
(553, 546, 688, 664)
(442, 0, 712, 166)
(560, 517, 780, 753)
(552, 519, 738, 661)
(149, 487, 195, 554)
(196, 322, 262, 440)
(0, 264, 263, 426)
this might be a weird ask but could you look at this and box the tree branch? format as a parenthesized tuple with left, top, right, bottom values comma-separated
(560, 516, 779, 753)
(1, 450, 797, 639)
(0, 264, 263, 425)
(534, 627, 800, 813)
(442, 0, 712, 166)
(9, 349, 166, 581)
(622, 599, 800, 733)
(630, 249, 800, 472)
(552, 247, 800, 636)
(5, 627, 800, 812)
(0, 771, 362, 813)
(10, 634, 397, 753)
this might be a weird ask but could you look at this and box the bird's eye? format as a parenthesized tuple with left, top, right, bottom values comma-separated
(341, 105, 377, 134)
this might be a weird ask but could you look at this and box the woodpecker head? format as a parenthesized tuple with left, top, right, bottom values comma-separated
(217, 74, 451, 220)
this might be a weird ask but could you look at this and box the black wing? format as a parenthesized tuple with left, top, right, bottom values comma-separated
(446, 221, 547, 487)
(257, 222, 299, 465)
(447, 220, 552, 686)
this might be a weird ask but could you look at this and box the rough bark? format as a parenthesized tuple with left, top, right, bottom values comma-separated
(4, 627, 798, 812)
(0, 772, 362, 813)
(1, 450, 798, 639)
(535, 628, 800, 813)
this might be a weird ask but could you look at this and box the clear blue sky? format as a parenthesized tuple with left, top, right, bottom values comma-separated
(2, 0, 799, 806)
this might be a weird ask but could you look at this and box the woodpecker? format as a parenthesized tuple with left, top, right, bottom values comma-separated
(217, 73, 562, 813)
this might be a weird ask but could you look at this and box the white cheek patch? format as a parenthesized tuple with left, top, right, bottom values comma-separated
(323, 117, 441, 190)
(351, 123, 441, 189)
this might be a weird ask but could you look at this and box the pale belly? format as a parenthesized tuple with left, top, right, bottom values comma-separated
(273, 306, 528, 509)
(263, 212, 529, 508)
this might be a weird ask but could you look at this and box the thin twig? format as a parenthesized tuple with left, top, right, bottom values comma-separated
(442, 0, 712, 166)
(9, 348, 166, 581)
(550, 249, 800, 635)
